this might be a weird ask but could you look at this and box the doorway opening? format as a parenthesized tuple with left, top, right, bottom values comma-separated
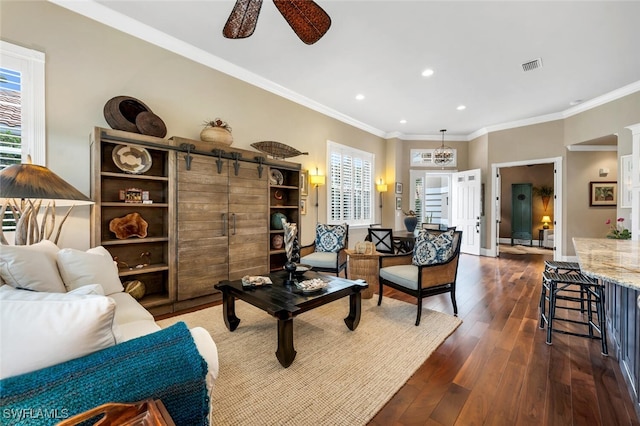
(491, 156, 563, 259)
(409, 170, 452, 229)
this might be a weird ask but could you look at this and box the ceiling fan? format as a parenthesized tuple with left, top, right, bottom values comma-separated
(223, 0, 332, 45)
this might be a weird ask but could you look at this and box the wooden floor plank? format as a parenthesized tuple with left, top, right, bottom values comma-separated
(369, 252, 639, 425)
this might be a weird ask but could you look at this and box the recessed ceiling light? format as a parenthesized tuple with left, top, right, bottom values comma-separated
(421, 68, 434, 77)
(400, 119, 407, 124)
(355, 94, 365, 100)
(456, 105, 466, 111)
(569, 99, 583, 106)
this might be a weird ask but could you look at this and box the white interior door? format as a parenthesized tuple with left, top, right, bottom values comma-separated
(495, 169, 501, 257)
(452, 169, 482, 255)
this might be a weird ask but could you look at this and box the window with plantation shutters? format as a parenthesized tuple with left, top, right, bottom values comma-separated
(327, 141, 373, 226)
(0, 41, 46, 232)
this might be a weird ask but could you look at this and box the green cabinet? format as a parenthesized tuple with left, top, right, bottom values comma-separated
(511, 183, 532, 246)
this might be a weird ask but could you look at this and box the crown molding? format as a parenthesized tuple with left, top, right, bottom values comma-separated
(385, 131, 468, 142)
(566, 145, 618, 152)
(563, 80, 640, 119)
(48, 1, 640, 143)
(49, 0, 387, 138)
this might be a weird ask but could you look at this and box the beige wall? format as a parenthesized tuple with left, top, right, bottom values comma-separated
(2, 1, 639, 256)
(483, 110, 638, 257)
(565, 150, 619, 255)
(1, 1, 385, 248)
(564, 92, 640, 154)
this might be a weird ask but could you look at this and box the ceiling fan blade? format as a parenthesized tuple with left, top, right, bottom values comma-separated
(273, 0, 331, 45)
(223, 0, 264, 39)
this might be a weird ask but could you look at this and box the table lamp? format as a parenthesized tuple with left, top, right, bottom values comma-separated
(0, 161, 92, 245)
(541, 215, 551, 229)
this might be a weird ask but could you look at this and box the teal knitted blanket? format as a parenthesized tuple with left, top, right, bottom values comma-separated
(0, 322, 209, 425)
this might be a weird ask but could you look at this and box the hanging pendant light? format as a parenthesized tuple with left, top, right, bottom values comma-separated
(433, 129, 454, 166)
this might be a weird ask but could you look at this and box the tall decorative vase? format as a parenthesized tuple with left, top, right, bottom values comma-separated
(282, 219, 298, 286)
(404, 216, 418, 232)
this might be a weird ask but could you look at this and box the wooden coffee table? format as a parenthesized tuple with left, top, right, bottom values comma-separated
(214, 270, 368, 368)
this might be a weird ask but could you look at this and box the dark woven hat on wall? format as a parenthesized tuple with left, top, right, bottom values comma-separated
(103, 96, 167, 137)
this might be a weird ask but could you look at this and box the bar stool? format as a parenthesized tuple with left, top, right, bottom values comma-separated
(544, 260, 580, 274)
(539, 271, 608, 355)
(543, 260, 585, 312)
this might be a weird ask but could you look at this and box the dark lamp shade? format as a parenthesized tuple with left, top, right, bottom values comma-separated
(0, 164, 91, 203)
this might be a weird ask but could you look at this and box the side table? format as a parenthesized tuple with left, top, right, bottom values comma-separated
(346, 249, 381, 299)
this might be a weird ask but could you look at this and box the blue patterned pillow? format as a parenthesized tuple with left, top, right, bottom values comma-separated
(412, 229, 455, 266)
(315, 224, 347, 253)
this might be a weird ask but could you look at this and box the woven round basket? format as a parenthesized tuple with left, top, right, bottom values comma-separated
(103, 96, 151, 133)
(135, 111, 167, 138)
(124, 280, 146, 300)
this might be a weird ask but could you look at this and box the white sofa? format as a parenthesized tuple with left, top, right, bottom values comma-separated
(0, 240, 218, 420)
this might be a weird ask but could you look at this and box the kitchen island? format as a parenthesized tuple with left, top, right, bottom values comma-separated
(574, 238, 640, 419)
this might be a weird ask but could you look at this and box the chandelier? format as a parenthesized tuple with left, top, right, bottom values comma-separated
(433, 129, 454, 166)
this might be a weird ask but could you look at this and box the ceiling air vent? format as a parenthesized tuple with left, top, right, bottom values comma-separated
(522, 58, 543, 72)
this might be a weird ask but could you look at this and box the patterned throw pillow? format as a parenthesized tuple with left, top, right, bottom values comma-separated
(412, 229, 455, 266)
(315, 224, 347, 253)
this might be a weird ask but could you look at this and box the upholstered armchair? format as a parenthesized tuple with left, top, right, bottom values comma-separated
(378, 230, 462, 325)
(300, 224, 349, 277)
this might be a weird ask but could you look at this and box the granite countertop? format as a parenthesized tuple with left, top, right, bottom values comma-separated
(573, 238, 640, 290)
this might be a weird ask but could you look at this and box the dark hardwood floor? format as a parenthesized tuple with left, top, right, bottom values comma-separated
(369, 252, 640, 426)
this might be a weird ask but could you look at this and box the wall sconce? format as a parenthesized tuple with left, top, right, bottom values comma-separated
(599, 168, 609, 177)
(309, 167, 325, 223)
(541, 215, 552, 229)
(0, 161, 93, 245)
(376, 179, 388, 222)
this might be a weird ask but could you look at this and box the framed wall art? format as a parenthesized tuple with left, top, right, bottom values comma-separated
(396, 197, 402, 210)
(300, 170, 308, 196)
(589, 181, 617, 206)
(395, 182, 403, 194)
(300, 199, 307, 215)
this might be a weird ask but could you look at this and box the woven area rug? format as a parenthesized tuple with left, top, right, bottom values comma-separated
(157, 296, 461, 425)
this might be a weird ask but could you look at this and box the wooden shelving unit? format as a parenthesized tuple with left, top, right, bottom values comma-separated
(91, 127, 302, 313)
(268, 166, 301, 271)
(90, 127, 176, 314)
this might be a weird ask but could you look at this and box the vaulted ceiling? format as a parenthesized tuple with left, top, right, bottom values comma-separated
(55, 1, 640, 139)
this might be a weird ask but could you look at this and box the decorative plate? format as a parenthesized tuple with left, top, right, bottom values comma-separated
(296, 278, 327, 293)
(270, 169, 284, 185)
(112, 144, 152, 174)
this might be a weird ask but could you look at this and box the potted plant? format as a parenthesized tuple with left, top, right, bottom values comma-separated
(200, 118, 233, 145)
(533, 185, 554, 211)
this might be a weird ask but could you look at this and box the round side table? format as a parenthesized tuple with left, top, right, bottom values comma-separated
(345, 249, 381, 299)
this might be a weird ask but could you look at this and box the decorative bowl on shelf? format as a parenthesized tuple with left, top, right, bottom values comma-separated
(109, 212, 148, 239)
